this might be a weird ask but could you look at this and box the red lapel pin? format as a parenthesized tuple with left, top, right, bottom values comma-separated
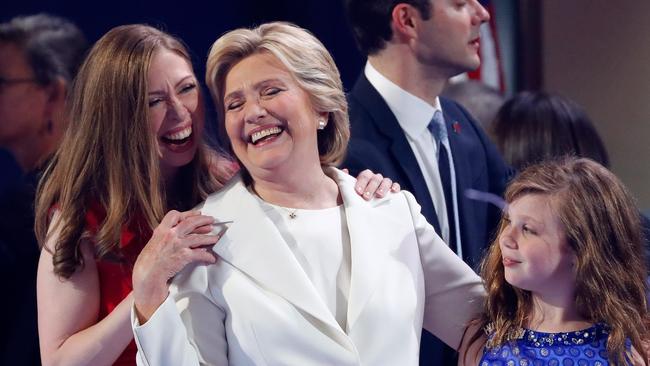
(452, 121, 461, 134)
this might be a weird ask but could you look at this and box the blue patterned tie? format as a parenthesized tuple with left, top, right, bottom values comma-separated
(428, 111, 457, 252)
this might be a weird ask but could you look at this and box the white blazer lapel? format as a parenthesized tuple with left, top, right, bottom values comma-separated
(200, 175, 343, 334)
(328, 169, 390, 330)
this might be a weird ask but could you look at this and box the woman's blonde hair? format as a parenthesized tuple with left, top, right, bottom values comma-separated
(35, 24, 218, 278)
(205, 21, 349, 168)
(469, 157, 648, 365)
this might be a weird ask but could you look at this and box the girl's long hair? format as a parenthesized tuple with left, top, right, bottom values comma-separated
(467, 157, 648, 365)
(35, 24, 219, 278)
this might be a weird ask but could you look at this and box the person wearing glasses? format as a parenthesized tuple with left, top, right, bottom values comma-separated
(0, 14, 87, 181)
(0, 13, 88, 366)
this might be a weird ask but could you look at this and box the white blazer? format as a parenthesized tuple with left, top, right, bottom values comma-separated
(133, 168, 484, 366)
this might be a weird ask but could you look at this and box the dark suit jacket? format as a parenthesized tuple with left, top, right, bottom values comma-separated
(343, 73, 511, 365)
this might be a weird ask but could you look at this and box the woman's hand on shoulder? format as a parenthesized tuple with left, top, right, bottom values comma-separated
(132, 210, 223, 323)
(345, 168, 400, 200)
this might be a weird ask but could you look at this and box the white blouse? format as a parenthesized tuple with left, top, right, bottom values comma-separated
(259, 199, 351, 330)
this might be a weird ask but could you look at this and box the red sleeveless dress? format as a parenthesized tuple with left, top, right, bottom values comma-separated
(84, 202, 151, 366)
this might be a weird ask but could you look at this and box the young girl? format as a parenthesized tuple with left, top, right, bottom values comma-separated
(459, 157, 649, 365)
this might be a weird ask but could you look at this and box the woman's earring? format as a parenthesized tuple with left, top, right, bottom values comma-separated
(317, 118, 326, 130)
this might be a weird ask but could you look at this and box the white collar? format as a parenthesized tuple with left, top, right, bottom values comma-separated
(364, 61, 442, 140)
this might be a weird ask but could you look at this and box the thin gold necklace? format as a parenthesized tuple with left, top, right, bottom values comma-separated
(250, 185, 300, 219)
(274, 205, 298, 219)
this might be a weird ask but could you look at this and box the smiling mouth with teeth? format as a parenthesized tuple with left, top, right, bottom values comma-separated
(250, 126, 283, 145)
(162, 126, 193, 145)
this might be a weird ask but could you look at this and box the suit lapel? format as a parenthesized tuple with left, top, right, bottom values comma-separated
(351, 75, 440, 232)
(441, 100, 474, 249)
(203, 170, 398, 349)
(201, 176, 343, 334)
(328, 169, 389, 330)
(441, 101, 472, 188)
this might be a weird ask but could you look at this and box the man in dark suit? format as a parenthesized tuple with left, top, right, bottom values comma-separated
(342, 1, 511, 364)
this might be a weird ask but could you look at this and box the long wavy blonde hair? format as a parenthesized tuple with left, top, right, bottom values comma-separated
(468, 158, 648, 365)
(35, 24, 219, 278)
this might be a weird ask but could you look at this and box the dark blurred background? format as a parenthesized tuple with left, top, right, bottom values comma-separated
(3, 0, 649, 208)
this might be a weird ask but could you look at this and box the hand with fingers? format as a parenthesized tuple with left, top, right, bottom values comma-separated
(132, 210, 223, 323)
(344, 168, 401, 200)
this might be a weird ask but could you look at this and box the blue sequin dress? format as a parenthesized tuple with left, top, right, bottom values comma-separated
(478, 323, 626, 366)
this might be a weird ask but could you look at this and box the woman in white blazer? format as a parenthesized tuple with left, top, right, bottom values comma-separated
(131, 22, 484, 366)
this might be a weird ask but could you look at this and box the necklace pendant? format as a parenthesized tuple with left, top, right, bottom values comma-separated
(289, 211, 297, 219)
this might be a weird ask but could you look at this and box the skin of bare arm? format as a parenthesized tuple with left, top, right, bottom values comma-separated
(37, 210, 219, 366)
(37, 217, 134, 366)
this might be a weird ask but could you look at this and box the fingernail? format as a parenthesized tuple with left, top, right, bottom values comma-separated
(212, 220, 233, 226)
(356, 186, 363, 193)
(363, 191, 371, 197)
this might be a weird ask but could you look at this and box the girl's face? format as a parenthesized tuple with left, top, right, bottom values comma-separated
(147, 48, 204, 179)
(499, 193, 576, 298)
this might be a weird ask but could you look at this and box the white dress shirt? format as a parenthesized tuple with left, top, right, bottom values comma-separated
(364, 62, 461, 255)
